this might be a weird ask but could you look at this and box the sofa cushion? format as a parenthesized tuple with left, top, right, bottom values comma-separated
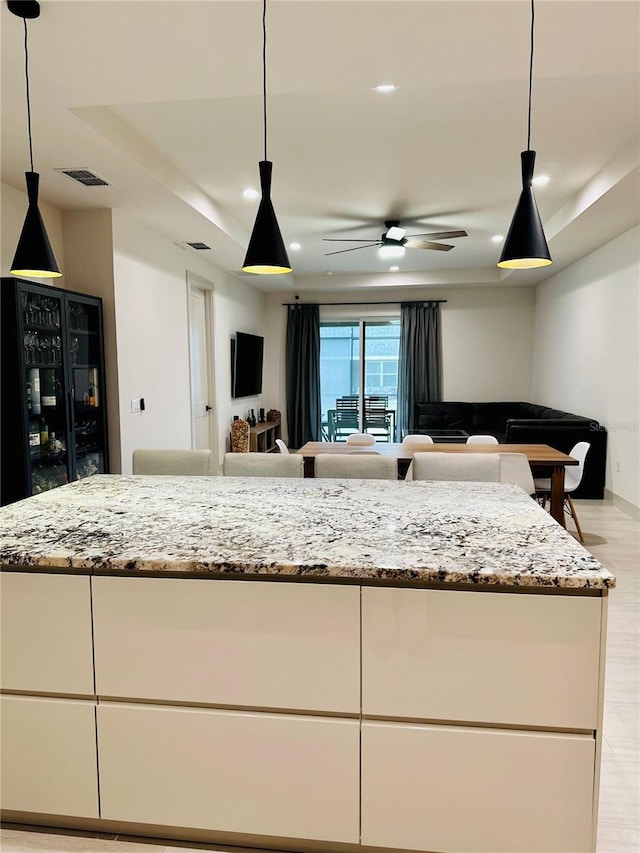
(471, 402, 527, 433)
(415, 402, 470, 431)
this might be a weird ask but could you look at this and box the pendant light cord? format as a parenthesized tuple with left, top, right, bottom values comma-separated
(262, 0, 267, 161)
(23, 18, 35, 172)
(527, 0, 534, 151)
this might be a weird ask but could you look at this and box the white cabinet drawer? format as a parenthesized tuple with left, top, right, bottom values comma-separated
(0, 695, 99, 818)
(98, 703, 359, 843)
(362, 587, 602, 728)
(0, 572, 94, 695)
(361, 721, 595, 853)
(92, 577, 359, 713)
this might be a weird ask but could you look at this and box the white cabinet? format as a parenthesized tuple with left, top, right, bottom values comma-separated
(361, 720, 595, 853)
(0, 569, 604, 853)
(362, 586, 602, 728)
(92, 577, 360, 713)
(0, 572, 94, 695)
(0, 695, 99, 818)
(98, 702, 360, 843)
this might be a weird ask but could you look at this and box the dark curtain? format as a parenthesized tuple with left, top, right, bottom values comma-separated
(285, 304, 322, 448)
(397, 301, 443, 439)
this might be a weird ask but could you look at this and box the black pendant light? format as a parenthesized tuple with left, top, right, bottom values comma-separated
(9, 0, 61, 279)
(498, 0, 552, 270)
(242, 0, 291, 275)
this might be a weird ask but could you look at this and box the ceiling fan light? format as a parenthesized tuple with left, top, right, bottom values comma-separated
(385, 226, 406, 241)
(498, 150, 552, 270)
(10, 172, 62, 278)
(378, 243, 405, 260)
(242, 161, 292, 275)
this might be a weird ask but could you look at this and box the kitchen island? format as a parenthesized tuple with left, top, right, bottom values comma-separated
(0, 475, 614, 853)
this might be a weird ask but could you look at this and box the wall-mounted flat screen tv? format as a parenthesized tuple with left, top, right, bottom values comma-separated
(231, 331, 264, 398)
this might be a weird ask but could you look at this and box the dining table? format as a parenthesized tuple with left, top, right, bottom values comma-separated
(297, 441, 578, 528)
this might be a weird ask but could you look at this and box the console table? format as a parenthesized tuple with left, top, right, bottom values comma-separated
(248, 420, 281, 453)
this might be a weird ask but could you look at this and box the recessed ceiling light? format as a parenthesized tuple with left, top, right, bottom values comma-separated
(491, 234, 505, 243)
(373, 84, 397, 93)
(242, 188, 259, 200)
(325, 271, 334, 276)
(532, 174, 550, 187)
(389, 266, 400, 272)
(289, 242, 301, 251)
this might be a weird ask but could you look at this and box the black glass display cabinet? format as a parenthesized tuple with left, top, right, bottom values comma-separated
(1, 278, 109, 506)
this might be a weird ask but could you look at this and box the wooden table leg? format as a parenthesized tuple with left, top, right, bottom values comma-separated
(550, 466, 566, 528)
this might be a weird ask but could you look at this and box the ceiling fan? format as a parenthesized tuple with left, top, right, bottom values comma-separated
(323, 220, 468, 257)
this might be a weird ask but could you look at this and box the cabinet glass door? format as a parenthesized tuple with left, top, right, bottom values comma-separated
(21, 288, 70, 495)
(68, 298, 107, 479)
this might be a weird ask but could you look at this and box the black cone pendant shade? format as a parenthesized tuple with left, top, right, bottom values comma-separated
(242, 0, 291, 275)
(9, 1, 62, 278)
(242, 161, 291, 274)
(497, 0, 552, 271)
(11, 171, 61, 278)
(497, 150, 552, 269)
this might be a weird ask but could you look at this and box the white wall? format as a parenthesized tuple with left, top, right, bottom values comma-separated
(1, 181, 64, 279)
(532, 227, 640, 509)
(62, 209, 122, 471)
(263, 284, 536, 444)
(110, 212, 265, 473)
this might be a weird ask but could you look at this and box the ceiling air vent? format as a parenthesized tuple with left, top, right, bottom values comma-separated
(56, 168, 110, 187)
(186, 242, 211, 250)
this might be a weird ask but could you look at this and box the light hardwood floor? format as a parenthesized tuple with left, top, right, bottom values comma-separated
(2, 498, 638, 853)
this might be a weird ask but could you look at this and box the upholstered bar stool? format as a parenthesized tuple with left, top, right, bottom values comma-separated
(315, 454, 396, 480)
(411, 452, 500, 482)
(132, 449, 212, 475)
(223, 452, 303, 478)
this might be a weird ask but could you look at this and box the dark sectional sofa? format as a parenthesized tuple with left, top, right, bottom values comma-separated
(413, 401, 607, 498)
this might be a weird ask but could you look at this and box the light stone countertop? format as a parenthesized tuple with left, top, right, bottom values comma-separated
(0, 474, 615, 590)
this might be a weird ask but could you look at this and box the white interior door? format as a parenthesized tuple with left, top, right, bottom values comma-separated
(188, 280, 215, 453)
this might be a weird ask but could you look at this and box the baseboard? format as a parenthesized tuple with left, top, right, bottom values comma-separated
(604, 488, 640, 521)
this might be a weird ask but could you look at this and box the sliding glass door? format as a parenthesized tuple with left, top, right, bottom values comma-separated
(320, 320, 400, 442)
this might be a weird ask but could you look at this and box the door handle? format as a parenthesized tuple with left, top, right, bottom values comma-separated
(205, 405, 212, 411)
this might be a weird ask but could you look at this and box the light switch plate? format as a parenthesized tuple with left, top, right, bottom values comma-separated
(130, 399, 141, 413)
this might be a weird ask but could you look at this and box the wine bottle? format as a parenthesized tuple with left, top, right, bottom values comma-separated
(41, 369, 57, 407)
(28, 422, 41, 447)
(39, 418, 49, 445)
(28, 368, 41, 415)
(88, 368, 99, 407)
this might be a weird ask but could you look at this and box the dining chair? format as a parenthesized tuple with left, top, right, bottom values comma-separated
(498, 453, 535, 496)
(345, 433, 376, 446)
(275, 439, 289, 454)
(314, 454, 396, 480)
(410, 452, 500, 482)
(402, 434, 434, 445)
(132, 449, 212, 476)
(534, 442, 590, 541)
(223, 452, 303, 478)
(466, 434, 499, 445)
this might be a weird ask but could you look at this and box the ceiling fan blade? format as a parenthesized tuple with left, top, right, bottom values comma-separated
(322, 238, 380, 243)
(404, 239, 454, 251)
(405, 230, 468, 240)
(325, 244, 381, 256)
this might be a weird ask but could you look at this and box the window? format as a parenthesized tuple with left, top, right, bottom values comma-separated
(320, 319, 400, 442)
